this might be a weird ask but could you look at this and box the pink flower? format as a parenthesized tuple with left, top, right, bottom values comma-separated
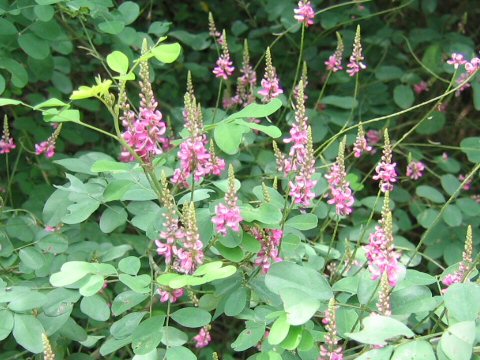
(364, 199, 403, 288)
(212, 165, 243, 236)
(194, 326, 211, 348)
(0, 117, 16, 154)
(325, 32, 344, 72)
(346, 26, 366, 76)
(414, 81, 429, 94)
(294, 0, 315, 27)
(252, 227, 283, 274)
(366, 130, 381, 146)
(465, 57, 480, 74)
(459, 174, 472, 191)
(353, 124, 372, 158)
(120, 55, 169, 162)
(442, 226, 473, 291)
(372, 130, 397, 193)
(447, 53, 467, 69)
(35, 124, 62, 159)
(406, 161, 425, 180)
(319, 299, 344, 360)
(213, 31, 234, 80)
(259, 47, 283, 102)
(158, 288, 184, 303)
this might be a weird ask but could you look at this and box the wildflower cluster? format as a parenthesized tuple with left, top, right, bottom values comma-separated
(172, 74, 225, 187)
(364, 192, 404, 287)
(346, 26, 366, 76)
(212, 164, 243, 236)
(294, 0, 315, 27)
(352, 123, 372, 158)
(213, 30, 234, 80)
(319, 299, 344, 360)
(443, 226, 474, 288)
(251, 227, 283, 274)
(36, 123, 62, 159)
(325, 32, 344, 72)
(120, 42, 169, 162)
(0, 116, 16, 154)
(259, 47, 283, 103)
(373, 129, 397, 192)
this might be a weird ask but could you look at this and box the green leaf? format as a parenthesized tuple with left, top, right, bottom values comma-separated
(80, 295, 110, 321)
(320, 96, 358, 109)
(442, 205, 462, 227)
(166, 346, 197, 360)
(285, 213, 318, 230)
(345, 314, 414, 346)
(280, 288, 320, 325)
(34, 4, 54, 21)
(444, 283, 480, 322)
(8, 291, 47, 311)
(460, 137, 480, 163)
(472, 80, 480, 111)
(100, 206, 128, 233)
(117, 1, 140, 25)
(224, 98, 282, 121)
(224, 287, 248, 316)
(356, 347, 394, 360)
(13, 314, 44, 353)
(132, 316, 165, 355)
(416, 185, 445, 203)
(119, 256, 141, 276)
(0, 310, 14, 341)
(214, 123, 249, 155)
(152, 43, 182, 63)
(79, 274, 105, 297)
(234, 119, 282, 138)
(112, 291, 148, 316)
(232, 321, 265, 351)
(265, 261, 332, 301)
(416, 111, 446, 135)
(240, 203, 282, 225)
(100, 336, 133, 356)
(43, 108, 80, 123)
(392, 340, 436, 360)
(394, 85, 414, 109)
(98, 20, 125, 35)
(106, 51, 129, 74)
(18, 32, 50, 60)
(268, 313, 290, 345)
(91, 160, 134, 172)
(160, 326, 188, 347)
(0, 98, 23, 106)
(111, 312, 147, 340)
(441, 174, 461, 196)
(33, 98, 68, 110)
(171, 308, 211, 328)
(439, 321, 475, 360)
(119, 274, 151, 294)
(375, 66, 404, 81)
(19, 247, 45, 270)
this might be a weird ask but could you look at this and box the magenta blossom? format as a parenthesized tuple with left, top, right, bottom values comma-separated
(194, 326, 212, 348)
(373, 129, 397, 193)
(212, 165, 243, 236)
(346, 25, 366, 76)
(406, 160, 425, 180)
(252, 227, 283, 274)
(259, 47, 283, 102)
(447, 53, 467, 69)
(294, 0, 315, 27)
(0, 117, 16, 154)
(414, 81, 429, 94)
(319, 299, 344, 360)
(325, 32, 344, 72)
(353, 124, 372, 158)
(158, 288, 184, 303)
(213, 30, 234, 80)
(36, 124, 62, 159)
(442, 226, 473, 291)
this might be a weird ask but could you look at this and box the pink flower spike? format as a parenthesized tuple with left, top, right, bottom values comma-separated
(252, 227, 283, 274)
(325, 32, 344, 72)
(213, 30, 234, 80)
(447, 53, 467, 69)
(353, 123, 372, 158)
(319, 299, 344, 360)
(406, 160, 425, 180)
(35, 124, 62, 159)
(259, 47, 283, 102)
(414, 81, 429, 94)
(294, 0, 315, 27)
(346, 25, 366, 76)
(212, 164, 243, 236)
(158, 288, 184, 303)
(0, 116, 16, 154)
(194, 326, 212, 348)
(465, 57, 480, 75)
(372, 129, 397, 193)
(442, 226, 474, 291)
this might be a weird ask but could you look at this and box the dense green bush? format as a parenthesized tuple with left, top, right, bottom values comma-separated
(1, 1, 480, 359)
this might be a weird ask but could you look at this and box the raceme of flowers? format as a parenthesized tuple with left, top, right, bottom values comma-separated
(212, 164, 243, 236)
(319, 299, 344, 360)
(120, 43, 169, 163)
(251, 226, 283, 274)
(35, 123, 63, 159)
(373, 129, 397, 193)
(325, 32, 344, 72)
(0, 116, 16, 154)
(213, 30, 235, 80)
(259, 47, 283, 103)
(346, 25, 366, 76)
(294, 0, 315, 27)
(364, 192, 404, 287)
(172, 74, 226, 187)
(353, 123, 372, 158)
(406, 160, 425, 180)
(325, 139, 355, 216)
(442, 225, 474, 289)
